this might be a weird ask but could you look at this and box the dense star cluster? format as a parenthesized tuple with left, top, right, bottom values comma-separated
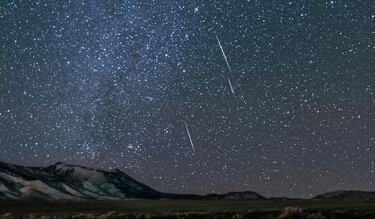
(0, 0, 374, 198)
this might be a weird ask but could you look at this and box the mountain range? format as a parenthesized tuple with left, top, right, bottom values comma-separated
(0, 161, 263, 200)
(0, 161, 373, 201)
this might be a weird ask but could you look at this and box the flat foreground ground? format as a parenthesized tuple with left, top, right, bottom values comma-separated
(0, 199, 374, 215)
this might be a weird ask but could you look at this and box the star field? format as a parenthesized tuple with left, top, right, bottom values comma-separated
(0, 0, 375, 198)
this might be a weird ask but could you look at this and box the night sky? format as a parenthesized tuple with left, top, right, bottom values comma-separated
(0, 0, 375, 198)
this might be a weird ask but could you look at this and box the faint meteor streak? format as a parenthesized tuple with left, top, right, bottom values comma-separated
(22, 102, 36, 114)
(227, 77, 235, 94)
(184, 121, 195, 153)
(216, 36, 235, 94)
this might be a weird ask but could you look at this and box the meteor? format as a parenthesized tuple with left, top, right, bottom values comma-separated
(227, 77, 235, 94)
(216, 36, 233, 73)
(216, 36, 235, 94)
(184, 121, 195, 153)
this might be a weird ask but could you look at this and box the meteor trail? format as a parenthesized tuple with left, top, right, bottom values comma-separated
(184, 121, 195, 153)
(216, 36, 235, 94)
(216, 36, 233, 73)
(227, 77, 235, 94)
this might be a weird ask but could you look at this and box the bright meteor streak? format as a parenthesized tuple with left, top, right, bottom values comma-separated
(184, 121, 195, 153)
(216, 36, 233, 74)
(216, 36, 235, 94)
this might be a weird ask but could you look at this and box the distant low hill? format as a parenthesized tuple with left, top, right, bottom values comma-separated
(314, 190, 375, 201)
(0, 161, 264, 201)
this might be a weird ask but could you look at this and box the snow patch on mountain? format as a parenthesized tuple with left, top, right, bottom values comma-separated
(62, 184, 82, 197)
(53, 163, 107, 184)
(0, 184, 8, 192)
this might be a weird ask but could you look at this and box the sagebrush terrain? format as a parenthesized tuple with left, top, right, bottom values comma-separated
(1, 200, 375, 219)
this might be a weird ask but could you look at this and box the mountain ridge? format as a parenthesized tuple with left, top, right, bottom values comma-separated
(0, 161, 264, 201)
(1, 161, 374, 201)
